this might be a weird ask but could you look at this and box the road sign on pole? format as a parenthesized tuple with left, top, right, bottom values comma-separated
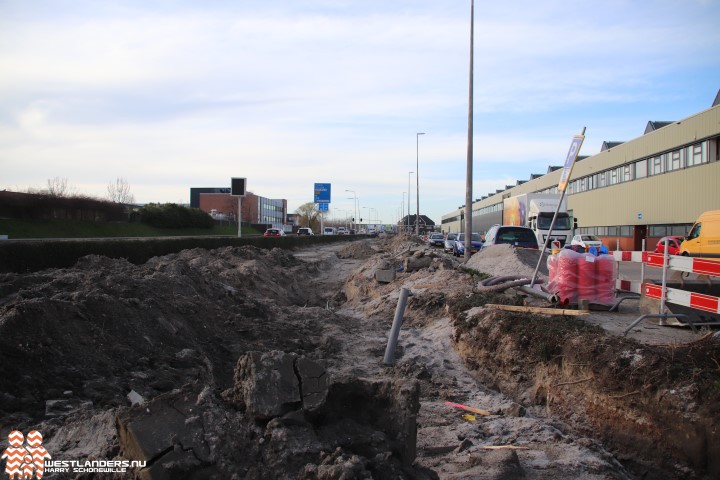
(231, 177, 247, 238)
(557, 135, 585, 193)
(314, 183, 331, 203)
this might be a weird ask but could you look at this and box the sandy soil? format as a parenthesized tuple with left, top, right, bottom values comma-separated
(0, 236, 717, 479)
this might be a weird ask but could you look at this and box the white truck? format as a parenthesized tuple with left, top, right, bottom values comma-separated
(502, 193, 573, 247)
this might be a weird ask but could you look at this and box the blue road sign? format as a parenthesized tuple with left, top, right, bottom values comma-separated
(314, 183, 331, 203)
(318, 203, 329, 212)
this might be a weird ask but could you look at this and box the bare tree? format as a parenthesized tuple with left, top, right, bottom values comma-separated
(295, 202, 321, 230)
(46, 177, 73, 197)
(106, 177, 136, 204)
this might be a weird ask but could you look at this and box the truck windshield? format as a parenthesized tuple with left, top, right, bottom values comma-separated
(537, 213, 571, 230)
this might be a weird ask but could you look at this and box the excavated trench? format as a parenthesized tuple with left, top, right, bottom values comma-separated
(0, 237, 718, 479)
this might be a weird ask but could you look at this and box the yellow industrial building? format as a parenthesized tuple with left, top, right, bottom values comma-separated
(441, 91, 720, 251)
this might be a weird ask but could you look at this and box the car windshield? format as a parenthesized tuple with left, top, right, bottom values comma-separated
(582, 235, 600, 241)
(499, 228, 535, 243)
(446, 233, 456, 240)
(457, 233, 481, 242)
(537, 213, 571, 230)
(430, 233, 443, 239)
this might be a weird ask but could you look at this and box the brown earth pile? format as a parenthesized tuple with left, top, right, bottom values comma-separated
(0, 238, 718, 479)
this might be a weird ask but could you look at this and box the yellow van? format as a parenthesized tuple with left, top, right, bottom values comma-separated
(679, 210, 720, 257)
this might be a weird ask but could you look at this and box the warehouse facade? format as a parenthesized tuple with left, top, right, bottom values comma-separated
(441, 94, 720, 251)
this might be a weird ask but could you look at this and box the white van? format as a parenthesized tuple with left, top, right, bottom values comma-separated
(323, 227, 337, 235)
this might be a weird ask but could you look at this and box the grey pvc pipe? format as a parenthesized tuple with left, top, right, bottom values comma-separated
(517, 285, 559, 304)
(383, 287, 411, 366)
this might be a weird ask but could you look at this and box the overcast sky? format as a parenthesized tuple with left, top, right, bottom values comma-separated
(2, 0, 719, 225)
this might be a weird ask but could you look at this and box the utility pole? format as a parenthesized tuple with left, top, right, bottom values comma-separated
(464, 0, 474, 261)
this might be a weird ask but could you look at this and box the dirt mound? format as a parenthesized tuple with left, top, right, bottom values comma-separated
(466, 244, 548, 279)
(336, 240, 376, 259)
(1, 238, 717, 479)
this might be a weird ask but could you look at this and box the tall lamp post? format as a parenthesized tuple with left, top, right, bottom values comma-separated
(407, 171, 414, 233)
(416, 132, 425, 235)
(345, 189, 357, 231)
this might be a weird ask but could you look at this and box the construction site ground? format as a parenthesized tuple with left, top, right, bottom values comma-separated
(0, 235, 718, 479)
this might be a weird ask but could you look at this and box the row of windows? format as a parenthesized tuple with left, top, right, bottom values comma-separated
(577, 224, 692, 238)
(577, 226, 634, 237)
(649, 224, 691, 237)
(472, 202, 503, 218)
(259, 198, 284, 224)
(562, 141, 709, 195)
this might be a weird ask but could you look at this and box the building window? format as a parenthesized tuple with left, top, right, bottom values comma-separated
(634, 159, 647, 179)
(667, 150, 683, 171)
(671, 224, 690, 236)
(620, 165, 631, 182)
(687, 142, 706, 167)
(649, 156, 663, 176)
(597, 171, 606, 188)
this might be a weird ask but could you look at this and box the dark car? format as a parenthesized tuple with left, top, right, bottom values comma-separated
(482, 225, 538, 249)
(427, 232, 445, 247)
(654, 235, 684, 255)
(453, 232, 483, 257)
(444, 233, 457, 253)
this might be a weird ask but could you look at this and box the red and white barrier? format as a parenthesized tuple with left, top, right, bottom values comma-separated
(613, 250, 720, 314)
(645, 284, 720, 314)
(613, 251, 720, 276)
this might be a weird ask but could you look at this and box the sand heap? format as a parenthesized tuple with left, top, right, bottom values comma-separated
(466, 244, 549, 280)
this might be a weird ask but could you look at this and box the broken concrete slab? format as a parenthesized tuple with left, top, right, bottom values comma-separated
(295, 356, 328, 412)
(227, 350, 329, 420)
(117, 386, 212, 474)
(374, 269, 396, 283)
(231, 350, 301, 420)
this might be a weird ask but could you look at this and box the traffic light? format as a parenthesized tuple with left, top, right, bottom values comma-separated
(360, 218, 363, 222)
(352, 217, 355, 222)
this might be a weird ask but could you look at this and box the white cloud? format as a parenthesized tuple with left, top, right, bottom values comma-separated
(1, 0, 719, 225)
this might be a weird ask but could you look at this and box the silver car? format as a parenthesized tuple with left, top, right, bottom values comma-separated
(443, 233, 457, 252)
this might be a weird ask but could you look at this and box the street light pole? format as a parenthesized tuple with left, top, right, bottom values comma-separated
(407, 171, 414, 234)
(463, 0, 474, 261)
(416, 132, 425, 236)
(345, 189, 357, 231)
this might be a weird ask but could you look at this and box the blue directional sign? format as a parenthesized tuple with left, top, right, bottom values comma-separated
(318, 203, 329, 212)
(314, 183, 331, 203)
(557, 134, 585, 193)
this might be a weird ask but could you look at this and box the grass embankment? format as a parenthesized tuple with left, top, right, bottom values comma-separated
(0, 219, 257, 239)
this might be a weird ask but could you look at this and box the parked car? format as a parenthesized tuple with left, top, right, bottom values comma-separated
(654, 235, 684, 255)
(337, 227, 348, 235)
(297, 228, 314, 236)
(571, 234, 603, 250)
(427, 232, 445, 247)
(444, 233, 457, 253)
(323, 227, 336, 235)
(483, 225, 539, 249)
(453, 232, 483, 257)
(264, 228, 285, 237)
